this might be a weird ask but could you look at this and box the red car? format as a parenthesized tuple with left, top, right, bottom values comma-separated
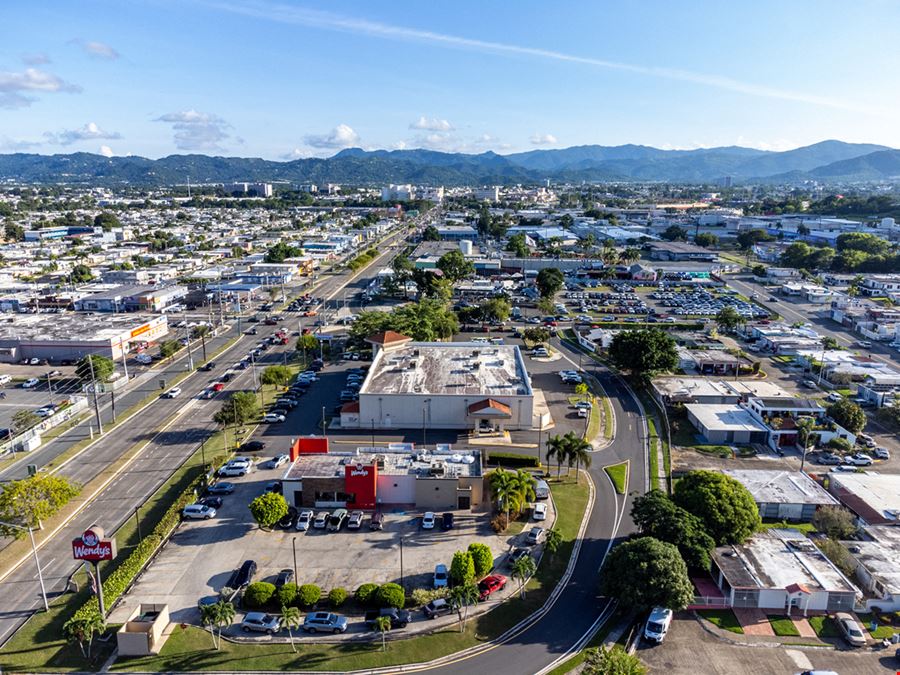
(477, 574, 507, 601)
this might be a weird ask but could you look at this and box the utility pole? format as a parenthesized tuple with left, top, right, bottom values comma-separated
(184, 309, 194, 371)
(110, 391, 117, 424)
(87, 355, 103, 435)
(200, 330, 207, 362)
(46, 373, 53, 402)
(321, 406, 327, 441)
(119, 337, 129, 380)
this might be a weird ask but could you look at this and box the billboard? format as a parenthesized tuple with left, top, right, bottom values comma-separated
(72, 526, 117, 562)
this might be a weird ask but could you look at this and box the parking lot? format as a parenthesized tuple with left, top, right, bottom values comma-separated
(107, 454, 551, 631)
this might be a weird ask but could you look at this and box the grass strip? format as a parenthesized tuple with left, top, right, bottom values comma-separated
(109, 479, 589, 673)
(647, 418, 660, 491)
(807, 615, 840, 638)
(856, 613, 896, 639)
(603, 462, 627, 495)
(768, 615, 801, 637)
(697, 609, 744, 634)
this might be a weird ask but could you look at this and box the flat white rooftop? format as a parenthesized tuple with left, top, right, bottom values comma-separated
(842, 526, 900, 596)
(829, 473, 900, 523)
(361, 342, 531, 397)
(685, 404, 768, 433)
(653, 377, 788, 400)
(722, 470, 838, 506)
(715, 529, 857, 593)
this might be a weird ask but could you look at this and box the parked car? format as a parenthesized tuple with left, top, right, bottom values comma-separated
(271, 453, 289, 468)
(526, 526, 544, 545)
(274, 569, 294, 588)
(199, 361, 217, 371)
(643, 607, 673, 644)
(369, 512, 385, 530)
(423, 598, 453, 619)
(218, 464, 249, 477)
(531, 347, 549, 358)
(345, 510, 364, 529)
(421, 512, 436, 529)
(441, 512, 454, 530)
(278, 507, 298, 529)
(313, 511, 329, 529)
(507, 547, 531, 567)
(227, 560, 257, 588)
(857, 433, 876, 448)
(295, 509, 314, 531)
(241, 612, 280, 635)
(533, 503, 547, 521)
(843, 453, 873, 467)
(365, 607, 410, 629)
(874, 447, 890, 460)
(477, 574, 507, 601)
(835, 612, 867, 647)
(817, 452, 842, 465)
(206, 482, 235, 495)
(263, 413, 286, 423)
(198, 496, 222, 509)
(327, 508, 348, 531)
(182, 504, 216, 520)
(433, 564, 449, 589)
(22, 378, 40, 388)
(303, 612, 348, 634)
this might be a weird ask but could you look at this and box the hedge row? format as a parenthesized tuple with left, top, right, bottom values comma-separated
(73, 453, 227, 621)
(347, 249, 379, 272)
(487, 452, 541, 468)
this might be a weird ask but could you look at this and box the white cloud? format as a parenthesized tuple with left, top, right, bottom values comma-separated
(99, 145, 114, 157)
(734, 135, 798, 152)
(72, 39, 120, 60)
(44, 121, 121, 145)
(530, 133, 558, 146)
(155, 110, 232, 151)
(0, 136, 42, 152)
(304, 123, 360, 149)
(0, 68, 81, 108)
(21, 53, 51, 66)
(409, 116, 454, 132)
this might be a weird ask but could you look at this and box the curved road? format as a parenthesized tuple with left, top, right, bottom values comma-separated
(425, 340, 647, 675)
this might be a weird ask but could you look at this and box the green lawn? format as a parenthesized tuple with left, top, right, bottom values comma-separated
(695, 445, 733, 458)
(647, 418, 660, 491)
(758, 521, 817, 534)
(768, 615, 801, 637)
(808, 615, 840, 638)
(107, 479, 591, 673)
(697, 609, 744, 634)
(856, 613, 896, 639)
(603, 462, 628, 495)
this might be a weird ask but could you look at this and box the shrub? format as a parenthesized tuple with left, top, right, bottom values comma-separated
(449, 550, 475, 585)
(468, 542, 494, 578)
(296, 583, 321, 607)
(244, 581, 276, 608)
(355, 583, 379, 606)
(490, 513, 509, 533)
(375, 582, 405, 609)
(827, 437, 852, 453)
(410, 586, 448, 607)
(328, 587, 348, 608)
(276, 582, 297, 607)
(486, 452, 541, 468)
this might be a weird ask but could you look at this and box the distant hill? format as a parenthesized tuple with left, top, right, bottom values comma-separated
(0, 140, 894, 186)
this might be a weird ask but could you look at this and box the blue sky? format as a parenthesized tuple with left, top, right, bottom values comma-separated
(1, 0, 898, 159)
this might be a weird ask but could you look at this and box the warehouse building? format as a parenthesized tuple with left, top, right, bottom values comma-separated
(0, 313, 168, 363)
(342, 332, 535, 432)
(281, 442, 484, 511)
(722, 469, 838, 522)
(684, 404, 768, 445)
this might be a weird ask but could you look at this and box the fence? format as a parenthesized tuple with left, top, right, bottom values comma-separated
(0, 395, 89, 456)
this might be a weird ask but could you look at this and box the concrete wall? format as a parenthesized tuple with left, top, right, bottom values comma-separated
(414, 477, 460, 510)
(357, 392, 534, 431)
(377, 473, 415, 505)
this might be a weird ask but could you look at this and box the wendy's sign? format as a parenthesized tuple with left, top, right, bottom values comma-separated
(72, 526, 116, 562)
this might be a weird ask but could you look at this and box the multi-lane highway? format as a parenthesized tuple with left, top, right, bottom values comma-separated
(0, 220, 422, 645)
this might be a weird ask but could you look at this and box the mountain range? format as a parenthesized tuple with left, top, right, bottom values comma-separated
(0, 140, 897, 187)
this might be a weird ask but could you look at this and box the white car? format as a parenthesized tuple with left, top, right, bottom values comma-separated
(843, 453, 873, 467)
(22, 378, 40, 388)
(313, 511, 329, 529)
(271, 453, 290, 468)
(163, 387, 182, 398)
(874, 447, 890, 460)
(35, 406, 55, 418)
(218, 462, 251, 477)
(263, 413, 285, 423)
(182, 504, 216, 519)
(531, 348, 549, 358)
(421, 512, 436, 529)
(295, 509, 314, 531)
(533, 503, 547, 521)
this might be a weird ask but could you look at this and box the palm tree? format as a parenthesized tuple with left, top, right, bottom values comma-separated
(796, 416, 816, 471)
(281, 605, 302, 653)
(489, 469, 516, 524)
(211, 600, 235, 649)
(567, 435, 592, 483)
(448, 582, 480, 633)
(621, 247, 641, 264)
(511, 554, 537, 599)
(544, 527, 563, 559)
(546, 435, 567, 481)
(200, 602, 220, 648)
(374, 615, 391, 651)
(511, 470, 537, 514)
(63, 610, 106, 660)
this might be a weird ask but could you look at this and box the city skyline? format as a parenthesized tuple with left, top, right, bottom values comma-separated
(1, 0, 899, 159)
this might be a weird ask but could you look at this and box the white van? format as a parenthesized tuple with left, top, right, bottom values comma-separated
(0, 374, 10, 385)
(643, 607, 673, 644)
(534, 479, 550, 500)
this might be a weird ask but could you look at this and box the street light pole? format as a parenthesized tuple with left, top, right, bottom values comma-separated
(292, 537, 299, 587)
(0, 521, 49, 611)
(399, 536, 405, 591)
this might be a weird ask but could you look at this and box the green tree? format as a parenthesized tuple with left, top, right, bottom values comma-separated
(751, 264, 767, 277)
(93, 211, 121, 231)
(447, 582, 479, 632)
(563, 431, 592, 483)
(421, 224, 440, 241)
(661, 225, 688, 242)
(599, 537, 694, 611)
(297, 584, 321, 607)
(481, 297, 511, 323)
(449, 550, 475, 586)
(213, 391, 260, 426)
(296, 333, 319, 354)
(375, 582, 405, 609)
(12, 409, 40, 433)
(546, 434, 568, 480)
(875, 402, 900, 431)
(536, 267, 565, 298)
(511, 553, 536, 599)
(736, 229, 773, 250)
(277, 583, 298, 607)
(583, 645, 647, 675)
(75, 354, 115, 382)
(544, 527, 563, 559)
(264, 242, 303, 263)
(672, 470, 761, 545)
(468, 542, 494, 578)
(506, 233, 529, 257)
(159, 339, 181, 359)
(608, 329, 678, 383)
(231, 245, 247, 258)
(260, 365, 292, 388)
(374, 614, 391, 651)
(836, 232, 891, 255)
(4, 222, 25, 242)
(821, 336, 840, 350)
(630, 490, 716, 571)
(826, 398, 866, 434)
(355, 583, 379, 606)
(62, 608, 106, 660)
(199, 599, 235, 650)
(436, 249, 475, 282)
(248, 492, 289, 529)
(281, 605, 302, 653)
(70, 264, 93, 283)
(328, 587, 348, 608)
(0, 474, 80, 533)
(714, 306, 743, 333)
(244, 581, 276, 607)
(812, 505, 857, 539)
(694, 233, 718, 248)
(523, 326, 550, 344)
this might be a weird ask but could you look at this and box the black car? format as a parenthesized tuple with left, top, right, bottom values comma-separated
(198, 496, 223, 509)
(274, 568, 294, 588)
(227, 560, 257, 588)
(240, 440, 266, 453)
(441, 512, 454, 530)
(278, 506, 298, 529)
(200, 361, 216, 371)
(265, 481, 282, 494)
(206, 482, 235, 495)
